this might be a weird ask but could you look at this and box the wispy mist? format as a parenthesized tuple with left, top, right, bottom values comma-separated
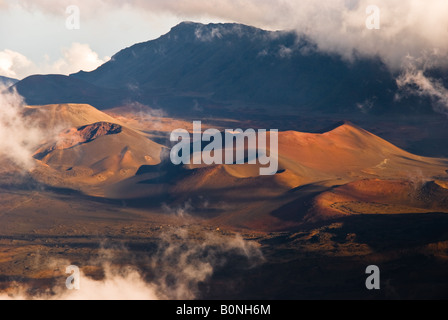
(396, 56, 448, 116)
(0, 229, 264, 300)
(0, 86, 47, 170)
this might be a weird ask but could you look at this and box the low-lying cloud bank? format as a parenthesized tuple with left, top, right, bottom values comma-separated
(0, 229, 264, 300)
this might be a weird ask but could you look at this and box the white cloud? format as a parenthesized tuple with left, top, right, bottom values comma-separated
(50, 42, 110, 75)
(2, 0, 448, 111)
(0, 43, 109, 79)
(0, 86, 46, 169)
(0, 0, 447, 77)
(0, 266, 161, 300)
(397, 62, 448, 116)
(4, 0, 448, 71)
(0, 49, 32, 79)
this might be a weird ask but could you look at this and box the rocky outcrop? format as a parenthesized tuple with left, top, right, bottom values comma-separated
(34, 122, 122, 160)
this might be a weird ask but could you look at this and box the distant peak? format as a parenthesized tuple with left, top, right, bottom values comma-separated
(170, 21, 201, 30)
(173, 21, 247, 28)
(168, 21, 267, 40)
(313, 121, 355, 134)
(176, 21, 200, 26)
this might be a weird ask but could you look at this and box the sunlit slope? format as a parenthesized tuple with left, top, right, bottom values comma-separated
(106, 121, 448, 200)
(24, 104, 124, 129)
(28, 104, 163, 196)
(104, 120, 447, 231)
(307, 179, 448, 223)
(23, 104, 447, 231)
(277, 122, 447, 181)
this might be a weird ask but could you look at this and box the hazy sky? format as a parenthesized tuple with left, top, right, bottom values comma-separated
(0, 1, 191, 79)
(1, 0, 448, 80)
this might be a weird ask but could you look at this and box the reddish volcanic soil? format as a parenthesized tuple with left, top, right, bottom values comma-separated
(0, 103, 448, 299)
(21, 105, 448, 231)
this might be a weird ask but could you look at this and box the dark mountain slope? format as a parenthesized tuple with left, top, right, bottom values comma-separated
(13, 75, 128, 108)
(0, 76, 18, 87)
(13, 22, 433, 116)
